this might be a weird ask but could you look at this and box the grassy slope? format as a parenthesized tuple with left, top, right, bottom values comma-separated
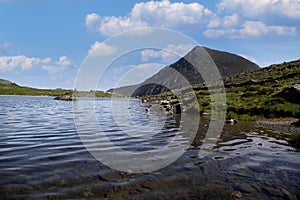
(159, 59, 300, 120)
(224, 59, 300, 119)
(0, 81, 112, 97)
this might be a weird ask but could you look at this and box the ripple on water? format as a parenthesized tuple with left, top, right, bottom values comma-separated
(0, 97, 299, 199)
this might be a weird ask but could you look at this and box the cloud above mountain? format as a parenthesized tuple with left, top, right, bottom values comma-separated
(85, 0, 217, 36)
(85, 0, 299, 39)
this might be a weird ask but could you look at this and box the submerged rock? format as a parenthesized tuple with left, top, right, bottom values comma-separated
(232, 191, 242, 199)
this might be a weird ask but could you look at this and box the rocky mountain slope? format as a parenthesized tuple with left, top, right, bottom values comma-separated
(109, 46, 259, 96)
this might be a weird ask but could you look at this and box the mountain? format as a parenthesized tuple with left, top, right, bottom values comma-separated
(109, 46, 259, 96)
(0, 78, 13, 85)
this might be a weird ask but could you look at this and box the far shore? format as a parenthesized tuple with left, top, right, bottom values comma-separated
(0, 94, 53, 97)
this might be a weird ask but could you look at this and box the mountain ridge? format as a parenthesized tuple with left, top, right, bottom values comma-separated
(109, 46, 259, 96)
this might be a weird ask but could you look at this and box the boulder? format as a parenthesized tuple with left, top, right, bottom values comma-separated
(278, 84, 300, 104)
(54, 94, 76, 101)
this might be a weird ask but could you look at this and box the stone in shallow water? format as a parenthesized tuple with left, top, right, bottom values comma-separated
(232, 191, 242, 199)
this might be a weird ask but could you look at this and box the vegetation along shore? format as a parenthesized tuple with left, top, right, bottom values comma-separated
(1, 59, 299, 148)
(136, 59, 300, 149)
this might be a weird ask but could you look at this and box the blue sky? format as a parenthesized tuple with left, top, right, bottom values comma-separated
(0, 0, 299, 90)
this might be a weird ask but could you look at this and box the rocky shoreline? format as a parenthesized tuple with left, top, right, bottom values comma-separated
(255, 118, 300, 135)
(139, 96, 300, 135)
(140, 96, 182, 115)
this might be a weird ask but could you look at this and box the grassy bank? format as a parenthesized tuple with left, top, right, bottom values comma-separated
(157, 59, 300, 120)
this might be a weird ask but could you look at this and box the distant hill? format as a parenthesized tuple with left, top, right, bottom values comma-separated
(0, 78, 13, 85)
(0, 79, 73, 96)
(109, 46, 259, 96)
(0, 79, 111, 97)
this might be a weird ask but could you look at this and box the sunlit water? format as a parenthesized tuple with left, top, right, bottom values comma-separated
(0, 96, 299, 199)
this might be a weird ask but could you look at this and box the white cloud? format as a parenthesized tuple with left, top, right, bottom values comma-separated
(141, 43, 195, 63)
(0, 54, 75, 76)
(0, 55, 50, 71)
(204, 21, 297, 38)
(85, 13, 101, 31)
(218, 0, 300, 19)
(88, 41, 117, 57)
(223, 14, 240, 28)
(85, 0, 216, 36)
(42, 56, 75, 75)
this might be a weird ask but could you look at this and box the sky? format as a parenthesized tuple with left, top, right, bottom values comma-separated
(0, 0, 299, 90)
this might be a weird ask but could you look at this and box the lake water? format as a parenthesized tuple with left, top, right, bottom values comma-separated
(0, 96, 299, 199)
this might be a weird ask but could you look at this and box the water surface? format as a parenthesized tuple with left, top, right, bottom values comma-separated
(0, 96, 299, 199)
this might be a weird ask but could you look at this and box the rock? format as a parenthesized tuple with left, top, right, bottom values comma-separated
(291, 119, 300, 127)
(226, 119, 238, 125)
(278, 84, 300, 103)
(232, 191, 242, 199)
(173, 103, 182, 114)
(160, 100, 169, 105)
(54, 94, 76, 101)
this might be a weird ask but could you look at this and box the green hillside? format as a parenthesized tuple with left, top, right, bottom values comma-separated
(0, 80, 111, 97)
(158, 59, 300, 120)
(0, 81, 72, 96)
(0, 78, 12, 85)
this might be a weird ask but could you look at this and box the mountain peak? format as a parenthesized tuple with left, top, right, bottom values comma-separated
(110, 46, 260, 96)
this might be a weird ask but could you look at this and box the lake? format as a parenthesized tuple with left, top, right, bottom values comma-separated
(0, 96, 299, 199)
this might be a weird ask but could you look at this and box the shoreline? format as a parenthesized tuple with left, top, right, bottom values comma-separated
(255, 117, 300, 135)
(0, 94, 54, 97)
